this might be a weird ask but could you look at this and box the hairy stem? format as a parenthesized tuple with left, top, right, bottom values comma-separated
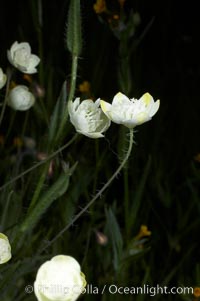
(0, 134, 78, 191)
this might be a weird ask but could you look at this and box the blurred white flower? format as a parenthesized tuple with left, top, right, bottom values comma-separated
(7, 41, 40, 74)
(34, 255, 86, 301)
(0, 233, 12, 264)
(0, 68, 7, 89)
(8, 85, 35, 111)
(100, 92, 160, 128)
(68, 98, 111, 138)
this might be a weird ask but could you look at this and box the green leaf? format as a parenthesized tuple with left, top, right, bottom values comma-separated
(48, 81, 68, 146)
(128, 156, 151, 230)
(105, 207, 123, 271)
(20, 162, 77, 233)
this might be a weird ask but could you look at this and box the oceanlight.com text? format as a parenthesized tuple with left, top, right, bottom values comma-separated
(106, 284, 193, 296)
(27, 283, 193, 297)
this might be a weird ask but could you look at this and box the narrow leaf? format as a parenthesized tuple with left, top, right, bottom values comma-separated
(20, 162, 77, 233)
(48, 81, 68, 146)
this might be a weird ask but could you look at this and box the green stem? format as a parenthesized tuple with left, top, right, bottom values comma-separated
(0, 134, 78, 192)
(28, 162, 49, 212)
(68, 55, 78, 103)
(1, 191, 13, 231)
(124, 166, 130, 237)
(21, 110, 29, 137)
(5, 111, 16, 141)
(39, 128, 134, 253)
(55, 55, 78, 144)
(0, 68, 12, 128)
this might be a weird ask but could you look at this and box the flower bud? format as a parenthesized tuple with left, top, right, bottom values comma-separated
(8, 85, 35, 111)
(0, 68, 7, 89)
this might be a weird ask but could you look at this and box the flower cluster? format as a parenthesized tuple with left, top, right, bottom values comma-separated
(68, 92, 160, 138)
(0, 41, 40, 111)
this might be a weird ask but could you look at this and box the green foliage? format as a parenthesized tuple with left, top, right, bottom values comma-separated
(105, 207, 123, 272)
(20, 162, 77, 233)
(48, 80, 68, 147)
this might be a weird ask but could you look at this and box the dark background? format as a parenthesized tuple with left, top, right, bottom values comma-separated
(0, 0, 200, 298)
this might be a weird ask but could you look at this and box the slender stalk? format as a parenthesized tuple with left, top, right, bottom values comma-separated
(39, 128, 134, 253)
(0, 68, 12, 128)
(124, 166, 130, 236)
(21, 111, 29, 137)
(0, 134, 78, 191)
(28, 162, 49, 212)
(36, 0, 49, 126)
(1, 191, 13, 231)
(5, 111, 16, 141)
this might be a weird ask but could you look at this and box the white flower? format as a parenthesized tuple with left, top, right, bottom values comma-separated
(68, 98, 111, 138)
(8, 85, 35, 111)
(7, 41, 40, 74)
(0, 233, 12, 264)
(34, 255, 86, 301)
(100, 92, 160, 128)
(0, 68, 7, 89)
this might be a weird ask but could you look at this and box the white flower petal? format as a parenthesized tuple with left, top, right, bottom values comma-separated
(27, 55, 41, 73)
(149, 99, 160, 117)
(138, 92, 153, 107)
(68, 98, 80, 115)
(0, 233, 12, 264)
(95, 98, 101, 106)
(11, 41, 31, 55)
(7, 50, 13, 65)
(96, 113, 111, 132)
(100, 100, 112, 115)
(9, 41, 19, 53)
(77, 130, 104, 138)
(112, 92, 130, 105)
